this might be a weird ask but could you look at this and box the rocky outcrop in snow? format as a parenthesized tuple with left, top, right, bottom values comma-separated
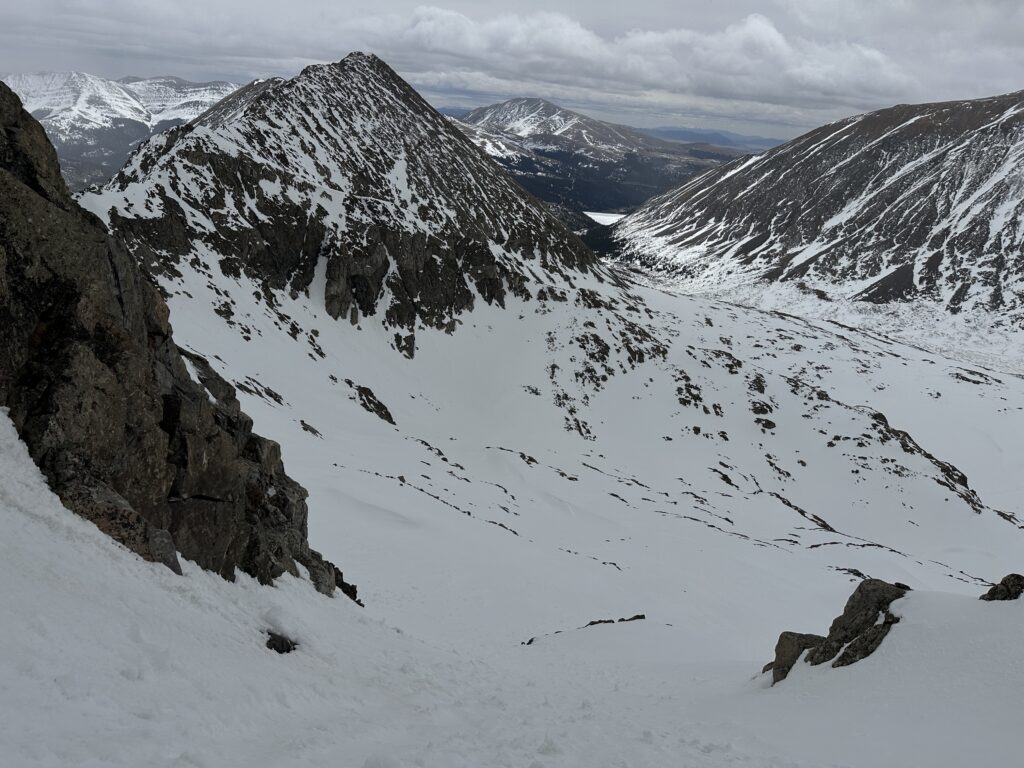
(767, 579, 910, 683)
(0, 81, 351, 597)
(979, 573, 1024, 601)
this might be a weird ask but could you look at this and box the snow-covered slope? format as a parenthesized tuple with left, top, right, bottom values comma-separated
(85, 54, 594, 358)
(454, 98, 741, 213)
(4, 405, 1023, 768)
(81, 53, 1024, 655)
(0, 71, 237, 188)
(615, 91, 1024, 358)
(15, 51, 1024, 765)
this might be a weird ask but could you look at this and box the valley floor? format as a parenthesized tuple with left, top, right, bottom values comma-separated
(626, 266, 1024, 376)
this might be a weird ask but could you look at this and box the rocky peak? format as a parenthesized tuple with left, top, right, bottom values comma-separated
(83, 53, 597, 357)
(0, 82, 354, 599)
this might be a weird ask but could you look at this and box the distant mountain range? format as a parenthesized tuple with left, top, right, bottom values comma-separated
(0, 71, 237, 189)
(638, 126, 782, 152)
(450, 97, 744, 216)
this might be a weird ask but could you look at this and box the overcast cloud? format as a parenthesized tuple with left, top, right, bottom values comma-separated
(1, 0, 1022, 137)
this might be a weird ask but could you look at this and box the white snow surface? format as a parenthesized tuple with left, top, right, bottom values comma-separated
(3, 406, 1022, 767)
(585, 211, 626, 226)
(1, 71, 237, 141)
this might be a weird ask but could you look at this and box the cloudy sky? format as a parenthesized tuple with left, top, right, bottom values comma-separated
(2, 0, 1022, 137)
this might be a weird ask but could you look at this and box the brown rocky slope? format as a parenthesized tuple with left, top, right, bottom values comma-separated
(0, 81, 355, 600)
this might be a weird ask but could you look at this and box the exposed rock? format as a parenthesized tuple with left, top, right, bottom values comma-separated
(806, 579, 909, 666)
(0, 81, 352, 599)
(266, 631, 298, 654)
(769, 631, 826, 683)
(767, 579, 910, 683)
(147, 527, 183, 575)
(979, 573, 1024, 601)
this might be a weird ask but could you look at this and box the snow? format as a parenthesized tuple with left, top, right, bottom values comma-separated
(0, 71, 237, 141)
(616, 91, 1024, 348)
(3, 406, 1022, 767)
(584, 211, 626, 225)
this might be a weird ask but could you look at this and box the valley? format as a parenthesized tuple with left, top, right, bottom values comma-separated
(1, 31, 1022, 768)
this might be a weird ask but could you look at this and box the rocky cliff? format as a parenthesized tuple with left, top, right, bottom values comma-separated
(0, 81, 353, 599)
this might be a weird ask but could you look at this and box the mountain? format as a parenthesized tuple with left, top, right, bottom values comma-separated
(454, 97, 742, 213)
(615, 91, 1024, 357)
(0, 81, 348, 596)
(85, 54, 594, 359)
(82, 51, 1024, 640)
(12, 50, 1024, 766)
(0, 71, 237, 189)
(639, 125, 783, 152)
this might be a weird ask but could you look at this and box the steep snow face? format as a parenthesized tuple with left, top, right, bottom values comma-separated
(5, 407, 1023, 767)
(617, 91, 1024, 336)
(456, 98, 742, 212)
(2, 71, 152, 138)
(1, 71, 237, 188)
(120, 75, 240, 125)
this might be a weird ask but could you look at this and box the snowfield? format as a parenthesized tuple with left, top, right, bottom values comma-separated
(584, 211, 626, 226)
(20, 52, 1019, 766)
(3, 407, 1023, 768)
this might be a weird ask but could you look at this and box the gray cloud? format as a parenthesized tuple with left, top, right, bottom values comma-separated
(1, 1, 1021, 137)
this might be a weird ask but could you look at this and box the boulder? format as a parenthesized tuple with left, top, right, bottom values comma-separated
(805, 579, 909, 666)
(767, 579, 910, 684)
(979, 573, 1024, 601)
(769, 631, 826, 683)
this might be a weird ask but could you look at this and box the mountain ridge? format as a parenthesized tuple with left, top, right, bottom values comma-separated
(615, 89, 1024, 332)
(1, 70, 238, 188)
(454, 96, 743, 214)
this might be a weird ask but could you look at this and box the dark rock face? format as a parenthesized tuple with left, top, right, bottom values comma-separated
(768, 579, 910, 683)
(618, 91, 1024, 322)
(266, 631, 298, 653)
(83, 54, 597, 359)
(768, 631, 826, 684)
(979, 573, 1024, 601)
(806, 579, 909, 666)
(0, 81, 352, 598)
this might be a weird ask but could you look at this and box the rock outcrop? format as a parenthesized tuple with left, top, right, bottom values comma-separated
(0, 81, 354, 598)
(979, 573, 1024, 601)
(767, 579, 910, 683)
